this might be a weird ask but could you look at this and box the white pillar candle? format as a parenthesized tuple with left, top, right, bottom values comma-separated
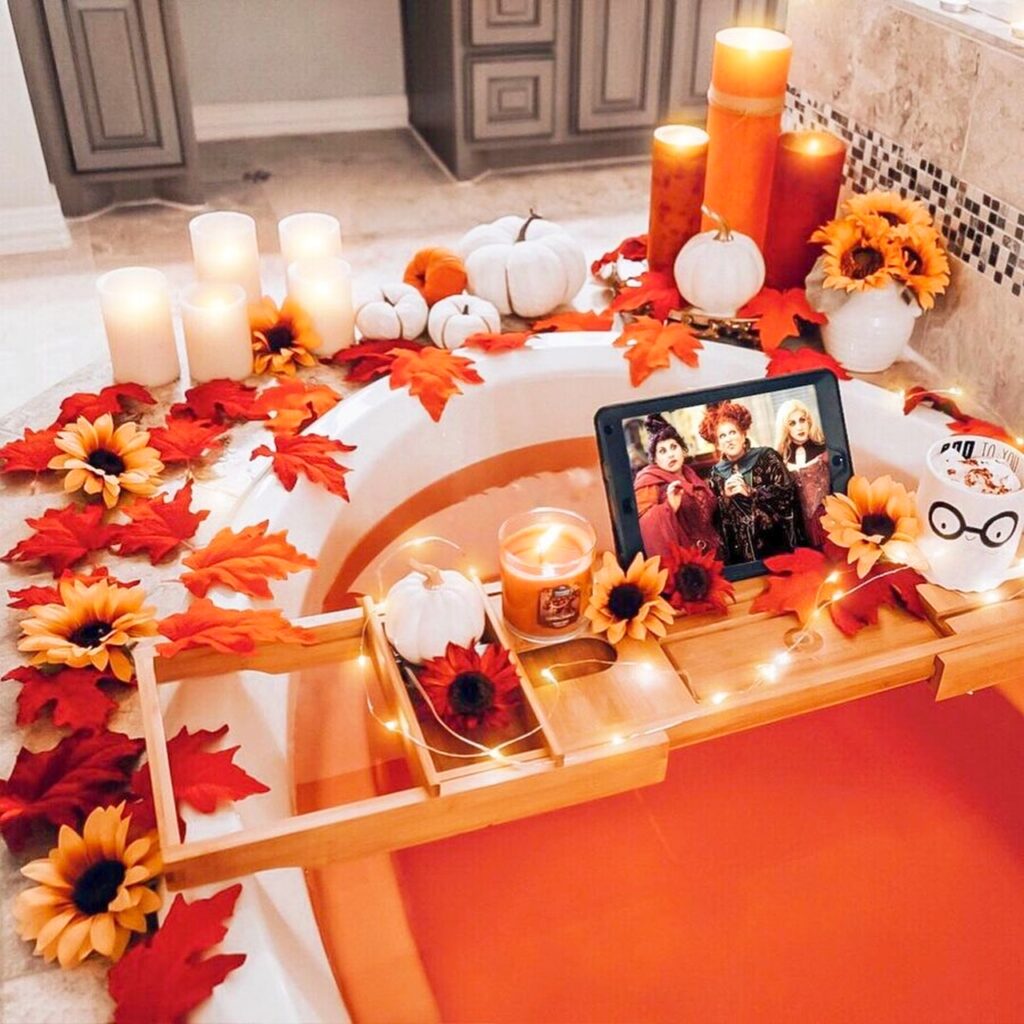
(180, 282, 252, 382)
(286, 257, 354, 355)
(189, 211, 262, 303)
(96, 267, 180, 386)
(278, 212, 343, 266)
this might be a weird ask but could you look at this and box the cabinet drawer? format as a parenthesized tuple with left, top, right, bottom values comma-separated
(469, 0, 556, 46)
(469, 58, 555, 141)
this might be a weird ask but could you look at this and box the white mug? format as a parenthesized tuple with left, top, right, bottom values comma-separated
(917, 435, 1024, 592)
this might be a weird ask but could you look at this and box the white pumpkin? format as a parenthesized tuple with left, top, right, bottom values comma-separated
(383, 561, 486, 664)
(427, 292, 500, 350)
(354, 282, 428, 340)
(673, 207, 765, 317)
(457, 211, 587, 318)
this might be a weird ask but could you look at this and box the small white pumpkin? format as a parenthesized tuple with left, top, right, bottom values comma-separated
(355, 282, 428, 340)
(673, 206, 765, 317)
(383, 560, 486, 664)
(457, 210, 587, 318)
(427, 292, 500, 350)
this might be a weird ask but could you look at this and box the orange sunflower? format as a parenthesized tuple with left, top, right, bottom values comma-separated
(821, 474, 926, 577)
(250, 296, 322, 375)
(662, 544, 735, 615)
(812, 215, 902, 293)
(891, 223, 950, 310)
(418, 642, 522, 732)
(48, 414, 163, 508)
(842, 191, 932, 229)
(585, 551, 674, 644)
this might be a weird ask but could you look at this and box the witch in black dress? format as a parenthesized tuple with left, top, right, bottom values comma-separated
(700, 401, 802, 563)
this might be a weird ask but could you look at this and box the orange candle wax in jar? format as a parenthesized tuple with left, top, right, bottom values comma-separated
(498, 509, 597, 643)
(648, 125, 709, 274)
(764, 130, 847, 289)
(702, 27, 793, 250)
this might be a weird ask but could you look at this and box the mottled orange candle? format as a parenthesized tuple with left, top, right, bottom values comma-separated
(648, 125, 709, 273)
(702, 27, 793, 249)
(764, 130, 847, 289)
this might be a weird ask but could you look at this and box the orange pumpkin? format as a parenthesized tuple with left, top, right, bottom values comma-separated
(403, 247, 468, 306)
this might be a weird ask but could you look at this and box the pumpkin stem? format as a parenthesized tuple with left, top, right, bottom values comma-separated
(701, 205, 733, 242)
(516, 209, 543, 243)
(409, 558, 445, 589)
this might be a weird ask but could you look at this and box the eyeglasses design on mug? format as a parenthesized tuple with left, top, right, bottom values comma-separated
(928, 501, 1020, 548)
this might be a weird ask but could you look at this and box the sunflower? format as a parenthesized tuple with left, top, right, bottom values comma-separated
(812, 215, 902, 293)
(418, 642, 522, 732)
(14, 803, 161, 968)
(585, 551, 674, 645)
(48, 414, 163, 508)
(890, 223, 950, 310)
(820, 474, 926, 578)
(842, 191, 933, 229)
(18, 576, 157, 682)
(662, 544, 735, 615)
(250, 296, 322, 375)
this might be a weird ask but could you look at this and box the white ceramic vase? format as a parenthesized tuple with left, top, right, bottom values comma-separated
(820, 281, 922, 373)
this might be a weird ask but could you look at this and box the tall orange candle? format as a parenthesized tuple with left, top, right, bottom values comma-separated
(648, 125, 709, 273)
(702, 27, 793, 250)
(764, 130, 847, 289)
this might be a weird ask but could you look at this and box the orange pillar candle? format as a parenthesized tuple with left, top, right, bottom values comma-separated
(648, 125, 709, 273)
(702, 27, 793, 250)
(764, 130, 847, 289)
(498, 508, 597, 643)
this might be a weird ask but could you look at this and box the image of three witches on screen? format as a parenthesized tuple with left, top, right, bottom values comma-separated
(632, 397, 831, 566)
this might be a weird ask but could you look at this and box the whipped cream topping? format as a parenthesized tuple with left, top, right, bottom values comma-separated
(936, 451, 1022, 495)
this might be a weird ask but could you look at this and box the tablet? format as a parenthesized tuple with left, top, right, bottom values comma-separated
(594, 370, 854, 581)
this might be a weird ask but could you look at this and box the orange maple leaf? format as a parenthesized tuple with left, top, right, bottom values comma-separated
(828, 562, 927, 637)
(750, 547, 834, 625)
(613, 316, 702, 387)
(3, 504, 114, 576)
(902, 386, 966, 420)
(463, 331, 532, 353)
(388, 346, 484, 422)
(148, 419, 228, 465)
(532, 310, 614, 333)
(250, 433, 356, 499)
(0, 428, 60, 474)
(739, 288, 827, 353)
(180, 521, 317, 599)
(947, 417, 1023, 451)
(107, 482, 209, 563)
(608, 269, 682, 322)
(156, 598, 316, 657)
(765, 346, 851, 380)
(251, 379, 341, 435)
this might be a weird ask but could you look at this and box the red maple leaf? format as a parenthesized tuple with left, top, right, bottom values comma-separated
(0, 427, 60, 474)
(739, 288, 828, 353)
(828, 562, 928, 637)
(168, 379, 260, 423)
(750, 547, 834, 625)
(388, 346, 484, 422)
(765, 346, 851, 380)
(4, 666, 120, 732)
(3, 503, 113, 576)
(330, 338, 423, 383)
(107, 482, 209, 563)
(156, 598, 317, 658)
(613, 316, 702, 386)
(463, 331, 532, 353)
(608, 269, 682, 322)
(148, 418, 228, 465)
(250, 378, 341, 435)
(7, 566, 139, 609)
(52, 383, 156, 427)
(590, 234, 648, 275)
(947, 417, 1022, 450)
(251, 433, 355, 499)
(902, 385, 967, 420)
(531, 310, 615, 333)
(0, 730, 143, 851)
(107, 884, 246, 1024)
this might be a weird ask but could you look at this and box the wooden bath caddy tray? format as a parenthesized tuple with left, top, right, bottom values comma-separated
(134, 577, 1024, 890)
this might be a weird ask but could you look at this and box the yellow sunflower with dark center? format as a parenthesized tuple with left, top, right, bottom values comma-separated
(48, 414, 163, 508)
(842, 191, 932, 229)
(813, 215, 901, 293)
(418, 642, 522, 732)
(821, 474, 926, 578)
(250, 296, 322, 375)
(18, 576, 157, 682)
(662, 544, 735, 615)
(890, 223, 950, 310)
(14, 803, 161, 967)
(585, 551, 674, 644)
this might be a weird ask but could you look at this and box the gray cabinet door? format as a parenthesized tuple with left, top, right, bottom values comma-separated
(469, 0, 557, 45)
(574, 0, 668, 132)
(469, 57, 556, 140)
(43, 0, 182, 172)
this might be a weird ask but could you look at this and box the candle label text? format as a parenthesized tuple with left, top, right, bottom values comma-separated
(538, 584, 582, 630)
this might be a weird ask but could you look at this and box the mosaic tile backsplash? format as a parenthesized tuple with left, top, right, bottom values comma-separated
(785, 86, 1024, 298)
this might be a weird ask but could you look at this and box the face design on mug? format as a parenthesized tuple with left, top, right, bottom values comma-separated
(927, 500, 1020, 549)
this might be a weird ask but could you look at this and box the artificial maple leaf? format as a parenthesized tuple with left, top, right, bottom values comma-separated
(180, 521, 317, 599)
(750, 547, 835, 626)
(156, 598, 316, 658)
(739, 288, 828, 353)
(609, 269, 682, 322)
(251, 378, 341, 435)
(7, 566, 140, 609)
(107, 884, 246, 1024)
(0, 427, 60, 474)
(4, 666, 120, 732)
(0, 729, 143, 851)
(168, 379, 260, 423)
(388, 345, 484, 422)
(828, 562, 928, 637)
(148, 418, 228, 465)
(52, 383, 156, 427)
(107, 482, 209, 563)
(902, 385, 967, 420)
(613, 316, 702, 387)
(330, 338, 422, 383)
(251, 433, 356, 499)
(765, 345, 851, 381)
(947, 416, 1023, 450)
(591, 234, 648, 275)
(3, 503, 113, 576)
(532, 310, 615, 333)
(463, 331, 532, 353)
